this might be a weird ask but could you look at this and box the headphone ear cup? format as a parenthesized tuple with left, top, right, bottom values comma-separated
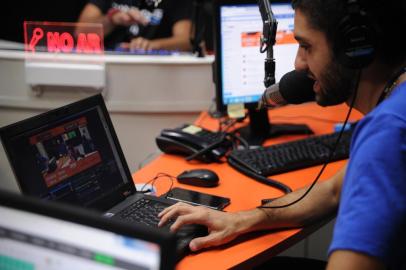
(334, 4, 376, 69)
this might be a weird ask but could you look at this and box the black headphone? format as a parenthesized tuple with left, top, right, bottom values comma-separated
(334, 0, 376, 69)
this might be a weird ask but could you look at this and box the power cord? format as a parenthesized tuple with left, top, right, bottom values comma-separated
(139, 172, 176, 198)
(184, 129, 250, 162)
(185, 132, 228, 162)
(228, 157, 292, 194)
(184, 115, 249, 163)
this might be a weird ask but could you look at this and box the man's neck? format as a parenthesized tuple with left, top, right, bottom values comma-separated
(395, 72, 406, 87)
(351, 62, 406, 114)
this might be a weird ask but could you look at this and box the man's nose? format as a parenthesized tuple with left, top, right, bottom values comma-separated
(294, 50, 308, 72)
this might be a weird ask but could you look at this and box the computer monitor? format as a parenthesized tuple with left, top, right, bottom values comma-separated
(0, 189, 177, 270)
(213, 0, 299, 145)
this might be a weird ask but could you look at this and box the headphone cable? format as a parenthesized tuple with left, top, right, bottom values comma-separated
(259, 70, 360, 209)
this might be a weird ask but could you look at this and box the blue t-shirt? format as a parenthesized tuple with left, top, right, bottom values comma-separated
(329, 81, 406, 269)
(89, 0, 192, 49)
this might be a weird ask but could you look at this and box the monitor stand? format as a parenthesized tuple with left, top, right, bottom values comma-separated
(236, 108, 314, 146)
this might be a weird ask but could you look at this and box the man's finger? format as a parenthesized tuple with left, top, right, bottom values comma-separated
(169, 210, 209, 232)
(115, 12, 132, 26)
(128, 8, 148, 25)
(158, 203, 193, 227)
(189, 233, 223, 252)
(139, 39, 149, 50)
(158, 202, 189, 218)
(119, 42, 130, 49)
(157, 207, 179, 227)
(169, 213, 196, 231)
(129, 38, 142, 50)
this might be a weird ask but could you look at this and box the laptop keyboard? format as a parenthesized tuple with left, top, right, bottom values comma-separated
(116, 197, 208, 258)
(117, 198, 171, 227)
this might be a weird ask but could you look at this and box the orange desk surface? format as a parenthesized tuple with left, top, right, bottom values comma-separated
(132, 103, 362, 270)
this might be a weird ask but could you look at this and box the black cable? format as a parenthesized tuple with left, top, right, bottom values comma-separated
(185, 133, 227, 162)
(219, 117, 241, 133)
(227, 132, 250, 150)
(139, 172, 176, 197)
(227, 157, 292, 194)
(184, 127, 250, 162)
(184, 118, 241, 162)
(258, 70, 361, 209)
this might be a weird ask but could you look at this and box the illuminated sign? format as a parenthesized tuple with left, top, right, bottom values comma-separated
(24, 22, 104, 54)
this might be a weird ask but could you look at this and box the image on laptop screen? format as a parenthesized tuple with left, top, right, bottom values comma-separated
(29, 116, 102, 188)
(0, 95, 134, 209)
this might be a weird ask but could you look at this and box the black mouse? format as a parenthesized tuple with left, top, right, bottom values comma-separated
(176, 169, 219, 187)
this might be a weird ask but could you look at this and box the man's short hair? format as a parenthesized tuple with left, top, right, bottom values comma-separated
(291, 0, 406, 67)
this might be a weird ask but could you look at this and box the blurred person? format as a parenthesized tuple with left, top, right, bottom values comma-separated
(78, 0, 193, 51)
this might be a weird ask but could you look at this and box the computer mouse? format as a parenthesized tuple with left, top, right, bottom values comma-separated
(176, 169, 219, 188)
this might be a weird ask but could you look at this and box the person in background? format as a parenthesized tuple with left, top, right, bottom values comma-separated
(158, 0, 406, 269)
(78, 0, 193, 51)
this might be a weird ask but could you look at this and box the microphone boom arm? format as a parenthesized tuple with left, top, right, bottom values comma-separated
(258, 0, 277, 87)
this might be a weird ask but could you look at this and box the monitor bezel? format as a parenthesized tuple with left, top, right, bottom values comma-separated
(0, 189, 177, 270)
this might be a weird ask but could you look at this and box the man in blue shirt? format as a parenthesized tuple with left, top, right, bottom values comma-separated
(158, 0, 406, 269)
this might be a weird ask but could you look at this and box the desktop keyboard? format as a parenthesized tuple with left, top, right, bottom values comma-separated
(228, 129, 353, 176)
(109, 48, 180, 56)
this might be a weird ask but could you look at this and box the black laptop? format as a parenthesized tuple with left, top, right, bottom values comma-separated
(0, 188, 177, 270)
(0, 94, 206, 259)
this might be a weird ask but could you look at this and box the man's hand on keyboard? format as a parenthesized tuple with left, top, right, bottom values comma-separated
(158, 202, 242, 251)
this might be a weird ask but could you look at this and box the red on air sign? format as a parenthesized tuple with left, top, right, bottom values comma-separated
(24, 21, 104, 54)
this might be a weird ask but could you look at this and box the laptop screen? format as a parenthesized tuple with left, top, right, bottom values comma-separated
(0, 190, 176, 270)
(0, 95, 135, 210)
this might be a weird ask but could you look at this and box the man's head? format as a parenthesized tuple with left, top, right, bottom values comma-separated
(291, 0, 406, 106)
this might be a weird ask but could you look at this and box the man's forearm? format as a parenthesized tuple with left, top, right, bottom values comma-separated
(78, 4, 115, 36)
(236, 165, 346, 234)
(150, 36, 191, 51)
(85, 15, 115, 36)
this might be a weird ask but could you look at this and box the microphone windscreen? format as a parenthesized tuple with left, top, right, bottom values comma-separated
(279, 70, 315, 104)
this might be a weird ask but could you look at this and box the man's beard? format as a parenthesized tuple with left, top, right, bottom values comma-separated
(315, 60, 358, 106)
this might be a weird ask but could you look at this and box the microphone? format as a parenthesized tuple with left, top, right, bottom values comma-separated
(259, 70, 316, 108)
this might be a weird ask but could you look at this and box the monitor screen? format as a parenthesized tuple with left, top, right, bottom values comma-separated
(0, 204, 162, 270)
(218, 1, 297, 107)
(213, 0, 303, 145)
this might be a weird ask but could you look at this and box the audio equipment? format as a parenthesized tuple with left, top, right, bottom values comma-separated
(334, 0, 376, 68)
